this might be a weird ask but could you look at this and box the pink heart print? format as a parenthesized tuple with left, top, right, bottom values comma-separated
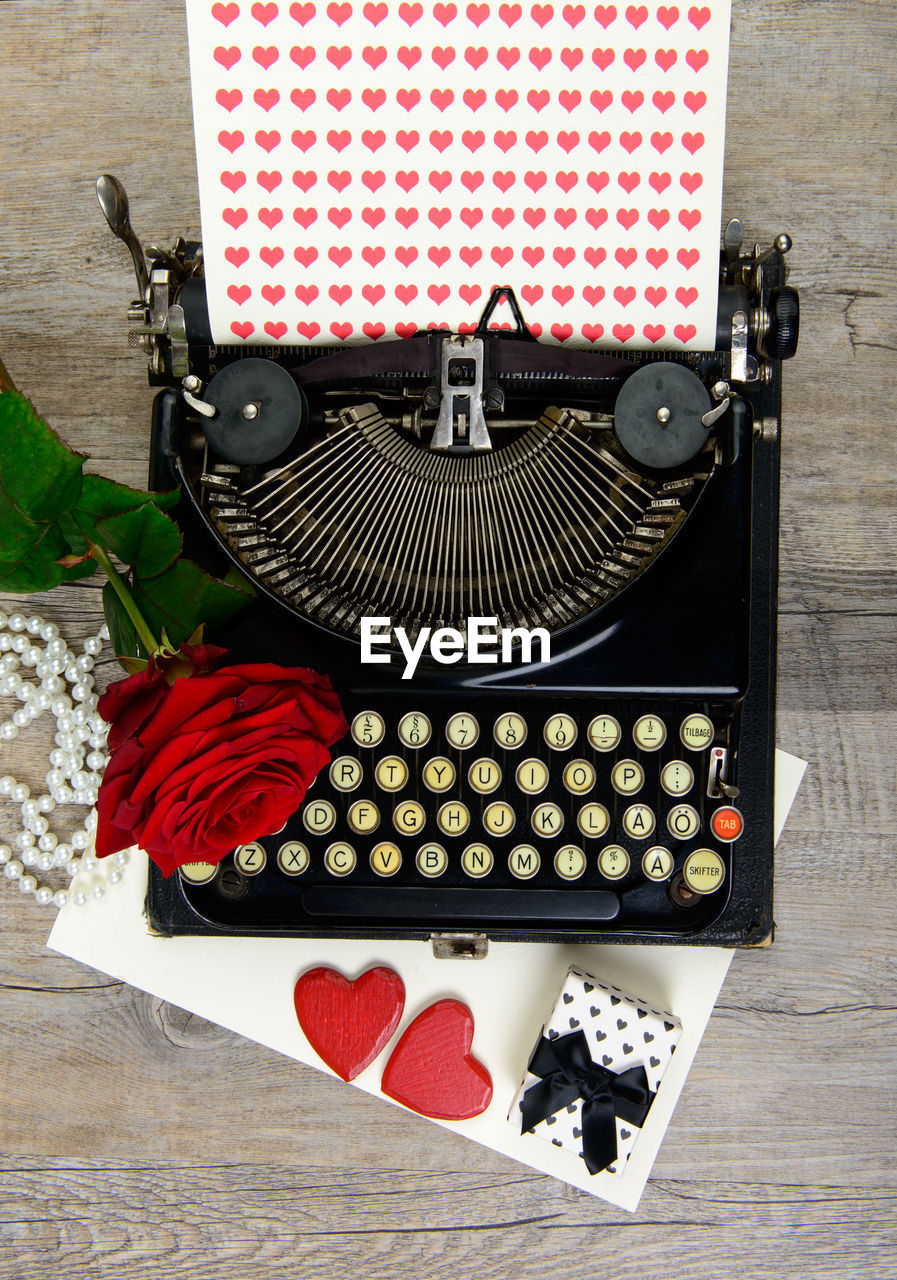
(192, 0, 728, 346)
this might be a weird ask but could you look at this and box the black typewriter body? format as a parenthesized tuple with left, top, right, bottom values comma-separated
(99, 180, 797, 949)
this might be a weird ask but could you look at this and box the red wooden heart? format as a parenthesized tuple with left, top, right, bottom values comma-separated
(293, 966, 405, 1082)
(381, 999, 492, 1120)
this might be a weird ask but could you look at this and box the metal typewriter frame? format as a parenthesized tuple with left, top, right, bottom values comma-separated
(99, 180, 797, 949)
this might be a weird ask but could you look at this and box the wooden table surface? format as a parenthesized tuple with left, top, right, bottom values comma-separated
(1, 1, 895, 1275)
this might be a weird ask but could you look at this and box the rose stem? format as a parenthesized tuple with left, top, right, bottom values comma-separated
(88, 541, 161, 656)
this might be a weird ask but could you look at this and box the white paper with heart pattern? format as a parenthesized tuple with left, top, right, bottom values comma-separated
(185, 0, 731, 348)
(510, 964, 682, 1176)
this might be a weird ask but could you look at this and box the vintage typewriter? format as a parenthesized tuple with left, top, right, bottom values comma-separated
(97, 175, 798, 950)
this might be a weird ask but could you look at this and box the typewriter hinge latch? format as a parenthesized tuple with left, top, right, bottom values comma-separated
(431, 932, 489, 960)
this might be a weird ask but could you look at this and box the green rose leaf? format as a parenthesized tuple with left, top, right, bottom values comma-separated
(63, 474, 181, 555)
(0, 391, 85, 523)
(0, 522, 96, 592)
(95, 502, 182, 579)
(102, 580, 140, 659)
(132, 558, 254, 649)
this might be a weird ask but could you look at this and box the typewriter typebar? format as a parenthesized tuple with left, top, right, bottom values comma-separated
(99, 178, 799, 947)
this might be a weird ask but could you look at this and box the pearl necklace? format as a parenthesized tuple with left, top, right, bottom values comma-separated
(0, 610, 128, 908)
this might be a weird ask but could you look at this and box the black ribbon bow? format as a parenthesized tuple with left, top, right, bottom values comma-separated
(520, 1030, 655, 1175)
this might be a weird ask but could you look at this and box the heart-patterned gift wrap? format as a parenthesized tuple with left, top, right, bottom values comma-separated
(294, 964, 405, 1080)
(381, 998, 493, 1120)
(509, 966, 682, 1176)
(186, 0, 732, 348)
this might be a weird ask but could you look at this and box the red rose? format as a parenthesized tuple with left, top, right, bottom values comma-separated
(94, 644, 348, 877)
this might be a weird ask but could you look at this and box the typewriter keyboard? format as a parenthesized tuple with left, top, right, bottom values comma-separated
(176, 698, 743, 939)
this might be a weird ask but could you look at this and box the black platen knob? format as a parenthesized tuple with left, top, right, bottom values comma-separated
(766, 286, 800, 360)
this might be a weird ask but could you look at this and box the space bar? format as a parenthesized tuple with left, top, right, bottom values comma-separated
(302, 886, 620, 922)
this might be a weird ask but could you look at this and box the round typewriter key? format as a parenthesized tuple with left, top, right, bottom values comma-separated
(347, 800, 380, 834)
(423, 756, 456, 792)
(351, 711, 385, 748)
(398, 711, 431, 749)
(302, 799, 336, 835)
(445, 712, 479, 749)
(531, 802, 564, 838)
(462, 842, 494, 878)
(613, 361, 713, 470)
(680, 713, 714, 751)
(682, 848, 726, 894)
(416, 842, 448, 878)
(178, 861, 218, 885)
(598, 844, 630, 880)
(375, 756, 408, 792)
(661, 759, 694, 796)
(622, 803, 655, 839)
(393, 800, 426, 835)
(642, 846, 674, 882)
(544, 713, 578, 751)
(577, 802, 610, 839)
(633, 715, 666, 751)
(277, 841, 310, 876)
(667, 803, 700, 840)
(554, 844, 586, 880)
(468, 757, 502, 794)
(330, 756, 363, 792)
(710, 805, 744, 843)
(515, 757, 549, 794)
(437, 801, 470, 837)
(588, 715, 621, 752)
(370, 842, 402, 877)
(563, 758, 596, 794)
(235, 842, 267, 875)
(494, 712, 527, 749)
(483, 801, 516, 836)
(324, 841, 356, 876)
(508, 844, 540, 880)
(611, 759, 645, 795)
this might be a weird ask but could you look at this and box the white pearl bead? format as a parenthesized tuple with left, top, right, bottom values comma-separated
(36, 852, 54, 871)
(0, 775, 15, 795)
(31, 690, 52, 712)
(0, 723, 18, 741)
(43, 676, 63, 694)
(85, 809, 98, 833)
(91, 880, 106, 899)
(76, 654, 94, 672)
(36, 885, 53, 906)
(106, 867, 122, 885)
(86, 751, 106, 771)
(90, 630, 107, 649)
(25, 615, 44, 636)
(5, 860, 23, 879)
(13, 783, 30, 803)
(21, 848, 38, 866)
(14, 831, 35, 850)
(50, 696, 71, 716)
(5, 672, 21, 691)
(28, 816, 49, 836)
(11, 635, 28, 654)
(38, 794, 55, 812)
(21, 799, 39, 820)
(0, 610, 7, 629)
(40, 622, 59, 642)
(54, 844, 73, 865)
(38, 834, 57, 851)
(0, 846, 9, 865)
(45, 638, 66, 659)
(46, 769, 65, 790)
(20, 874, 37, 894)
(72, 830, 89, 850)
(55, 785, 74, 804)
(53, 890, 69, 909)
(113, 850, 129, 867)
(72, 889, 88, 906)
(0, 634, 11, 652)
(22, 647, 41, 667)
(7, 614, 26, 632)
(12, 709, 30, 729)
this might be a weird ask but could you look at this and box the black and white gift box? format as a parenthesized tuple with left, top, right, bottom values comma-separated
(510, 966, 683, 1176)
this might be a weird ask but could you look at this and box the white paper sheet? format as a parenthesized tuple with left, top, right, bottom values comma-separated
(185, 0, 732, 349)
(48, 747, 805, 1212)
